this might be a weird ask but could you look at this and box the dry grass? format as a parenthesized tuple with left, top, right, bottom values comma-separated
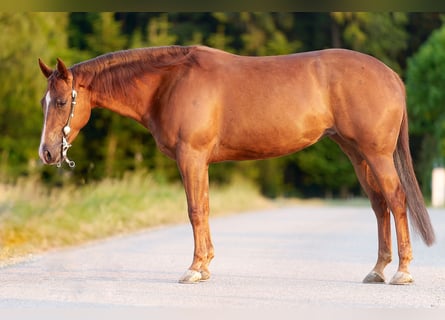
(0, 171, 272, 263)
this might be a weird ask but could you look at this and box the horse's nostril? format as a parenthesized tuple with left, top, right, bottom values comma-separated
(44, 149, 52, 163)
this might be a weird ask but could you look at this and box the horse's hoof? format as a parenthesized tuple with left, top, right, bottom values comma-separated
(178, 269, 202, 284)
(389, 271, 413, 285)
(363, 270, 386, 284)
(200, 270, 211, 281)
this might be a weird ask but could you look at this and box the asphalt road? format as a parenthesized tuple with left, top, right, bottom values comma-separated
(1, 204, 445, 309)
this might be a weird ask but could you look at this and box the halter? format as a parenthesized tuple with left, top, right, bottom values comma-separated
(57, 89, 77, 168)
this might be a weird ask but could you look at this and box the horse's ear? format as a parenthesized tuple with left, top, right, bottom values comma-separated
(38, 58, 53, 79)
(56, 58, 70, 80)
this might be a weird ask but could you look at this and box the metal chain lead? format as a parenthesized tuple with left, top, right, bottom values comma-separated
(57, 89, 77, 168)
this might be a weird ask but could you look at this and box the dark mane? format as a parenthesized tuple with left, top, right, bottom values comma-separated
(71, 46, 199, 99)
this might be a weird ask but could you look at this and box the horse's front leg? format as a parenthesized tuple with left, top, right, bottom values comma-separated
(177, 148, 214, 284)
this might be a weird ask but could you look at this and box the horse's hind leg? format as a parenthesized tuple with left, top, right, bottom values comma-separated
(331, 136, 392, 283)
(365, 154, 413, 285)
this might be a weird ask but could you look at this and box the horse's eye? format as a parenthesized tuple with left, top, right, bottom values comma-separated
(56, 99, 67, 108)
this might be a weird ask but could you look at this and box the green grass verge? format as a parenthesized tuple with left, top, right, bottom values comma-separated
(0, 171, 273, 263)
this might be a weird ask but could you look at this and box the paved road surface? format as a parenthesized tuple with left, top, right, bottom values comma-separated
(1, 205, 445, 309)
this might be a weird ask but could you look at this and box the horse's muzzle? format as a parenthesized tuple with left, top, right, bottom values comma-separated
(39, 143, 61, 165)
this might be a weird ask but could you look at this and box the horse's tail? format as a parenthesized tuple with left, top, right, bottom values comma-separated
(394, 110, 436, 246)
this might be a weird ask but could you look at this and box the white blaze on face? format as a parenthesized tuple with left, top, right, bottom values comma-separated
(39, 91, 51, 160)
(45, 90, 51, 109)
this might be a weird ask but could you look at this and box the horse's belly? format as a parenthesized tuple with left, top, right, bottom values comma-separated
(212, 123, 328, 162)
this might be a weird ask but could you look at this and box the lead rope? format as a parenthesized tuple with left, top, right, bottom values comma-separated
(57, 89, 77, 168)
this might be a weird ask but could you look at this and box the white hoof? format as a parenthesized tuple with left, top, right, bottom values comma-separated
(178, 269, 202, 284)
(389, 271, 413, 285)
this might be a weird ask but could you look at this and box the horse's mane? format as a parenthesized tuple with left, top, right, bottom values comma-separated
(71, 46, 199, 99)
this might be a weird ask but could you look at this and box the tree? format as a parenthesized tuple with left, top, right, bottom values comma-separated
(130, 13, 177, 48)
(2, 12, 443, 199)
(406, 21, 445, 194)
(0, 13, 69, 180)
(331, 12, 408, 74)
(86, 12, 127, 55)
(291, 139, 359, 198)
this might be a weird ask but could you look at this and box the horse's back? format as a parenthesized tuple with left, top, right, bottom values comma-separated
(193, 46, 403, 111)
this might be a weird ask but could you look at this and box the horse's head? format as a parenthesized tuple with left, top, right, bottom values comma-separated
(38, 58, 91, 167)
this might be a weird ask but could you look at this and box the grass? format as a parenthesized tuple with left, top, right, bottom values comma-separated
(0, 171, 273, 263)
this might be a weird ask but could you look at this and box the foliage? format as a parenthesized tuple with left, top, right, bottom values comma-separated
(0, 171, 270, 261)
(406, 21, 445, 193)
(331, 12, 408, 73)
(0, 12, 443, 199)
(0, 13, 69, 179)
(292, 139, 358, 198)
(407, 24, 445, 137)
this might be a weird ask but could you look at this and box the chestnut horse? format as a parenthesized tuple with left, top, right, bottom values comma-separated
(38, 45, 435, 284)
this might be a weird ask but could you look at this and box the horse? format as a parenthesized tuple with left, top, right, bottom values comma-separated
(38, 45, 435, 285)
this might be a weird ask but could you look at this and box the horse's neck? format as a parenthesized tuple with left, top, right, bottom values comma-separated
(85, 70, 157, 126)
(75, 47, 194, 127)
